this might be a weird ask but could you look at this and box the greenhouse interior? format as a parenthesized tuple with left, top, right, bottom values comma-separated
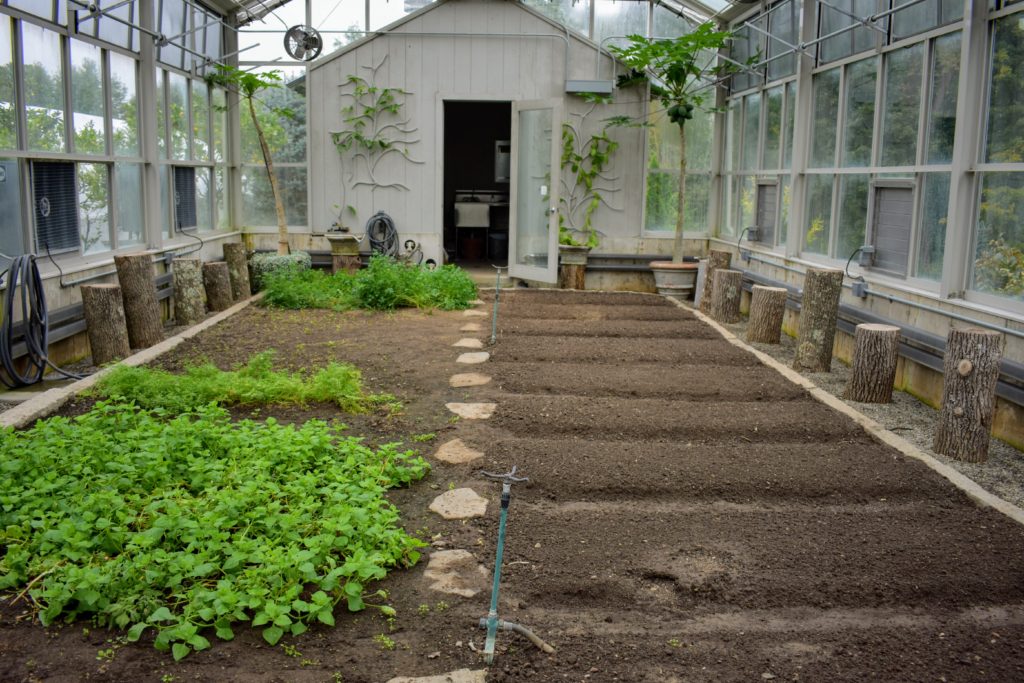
(2, 1, 1024, 680)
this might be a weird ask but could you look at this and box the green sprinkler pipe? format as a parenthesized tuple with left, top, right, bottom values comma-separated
(482, 478, 510, 663)
(490, 267, 503, 346)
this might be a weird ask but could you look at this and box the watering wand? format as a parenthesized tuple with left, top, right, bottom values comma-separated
(489, 266, 504, 346)
(478, 466, 555, 664)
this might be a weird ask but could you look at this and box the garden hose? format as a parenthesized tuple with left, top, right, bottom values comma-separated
(0, 254, 85, 388)
(366, 211, 400, 257)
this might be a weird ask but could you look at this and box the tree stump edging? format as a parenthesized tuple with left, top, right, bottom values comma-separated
(202, 261, 234, 312)
(843, 323, 901, 403)
(172, 258, 206, 327)
(223, 242, 252, 301)
(746, 285, 788, 344)
(933, 327, 1004, 463)
(113, 253, 163, 349)
(710, 268, 742, 324)
(80, 284, 131, 366)
(699, 250, 731, 315)
(792, 268, 843, 373)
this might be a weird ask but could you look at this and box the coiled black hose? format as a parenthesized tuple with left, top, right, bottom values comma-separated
(365, 211, 399, 257)
(0, 255, 84, 388)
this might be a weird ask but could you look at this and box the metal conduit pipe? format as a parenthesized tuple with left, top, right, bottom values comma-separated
(737, 268, 1024, 406)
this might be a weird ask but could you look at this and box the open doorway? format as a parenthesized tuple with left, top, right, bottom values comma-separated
(443, 101, 511, 267)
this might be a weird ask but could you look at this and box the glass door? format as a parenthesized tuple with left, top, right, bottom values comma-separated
(508, 100, 561, 283)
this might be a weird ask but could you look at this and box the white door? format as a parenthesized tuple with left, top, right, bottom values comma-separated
(508, 100, 562, 283)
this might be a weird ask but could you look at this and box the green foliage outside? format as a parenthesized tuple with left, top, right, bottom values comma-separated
(262, 256, 477, 312)
(0, 401, 429, 659)
(92, 352, 396, 414)
(249, 251, 312, 290)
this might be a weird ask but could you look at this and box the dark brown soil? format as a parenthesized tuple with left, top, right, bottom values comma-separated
(4, 290, 1024, 683)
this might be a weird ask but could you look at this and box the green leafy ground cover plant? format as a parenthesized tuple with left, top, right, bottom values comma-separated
(92, 351, 395, 414)
(0, 402, 429, 659)
(262, 255, 477, 312)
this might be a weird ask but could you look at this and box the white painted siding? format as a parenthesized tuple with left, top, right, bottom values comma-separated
(307, 0, 646, 263)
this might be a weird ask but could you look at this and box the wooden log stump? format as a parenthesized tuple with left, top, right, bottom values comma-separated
(202, 261, 233, 312)
(223, 242, 252, 301)
(933, 328, 1004, 463)
(843, 323, 901, 403)
(558, 263, 586, 290)
(793, 268, 843, 372)
(332, 254, 361, 275)
(709, 269, 742, 323)
(699, 250, 732, 315)
(746, 285, 787, 344)
(113, 253, 163, 349)
(172, 258, 205, 327)
(80, 284, 130, 366)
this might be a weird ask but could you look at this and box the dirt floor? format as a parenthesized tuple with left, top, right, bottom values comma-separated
(3, 290, 1024, 682)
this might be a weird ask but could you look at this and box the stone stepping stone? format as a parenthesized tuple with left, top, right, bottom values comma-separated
(460, 323, 482, 332)
(430, 488, 488, 519)
(387, 669, 487, 683)
(446, 402, 496, 419)
(449, 373, 491, 388)
(453, 338, 484, 349)
(470, 299, 486, 305)
(463, 309, 486, 317)
(434, 438, 484, 464)
(456, 352, 489, 364)
(422, 549, 489, 598)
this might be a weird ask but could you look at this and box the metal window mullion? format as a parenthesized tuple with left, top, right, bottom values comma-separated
(62, 32, 74, 155)
(834, 63, 847, 169)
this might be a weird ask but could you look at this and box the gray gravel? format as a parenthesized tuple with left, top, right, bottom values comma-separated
(720, 318, 1024, 511)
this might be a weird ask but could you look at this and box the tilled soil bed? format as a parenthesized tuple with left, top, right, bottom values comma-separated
(2, 290, 1024, 683)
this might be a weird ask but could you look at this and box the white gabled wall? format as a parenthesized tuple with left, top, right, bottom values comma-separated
(307, 0, 647, 264)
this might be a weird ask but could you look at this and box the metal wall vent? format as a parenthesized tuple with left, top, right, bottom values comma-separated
(173, 166, 197, 230)
(32, 161, 79, 254)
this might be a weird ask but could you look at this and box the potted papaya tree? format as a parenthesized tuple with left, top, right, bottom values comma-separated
(612, 24, 739, 298)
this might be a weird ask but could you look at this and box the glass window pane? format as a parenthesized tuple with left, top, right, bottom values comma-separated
(892, 0, 961, 40)
(654, 4, 694, 39)
(595, 0, 648, 49)
(8, 0, 54, 21)
(215, 166, 228, 230)
(916, 172, 948, 280)
(523, 0, 590, 36)
(78, 163, 111, 254)
(205, 14, 221, 61)
(842, 58, 876, 167)
(686, 109, 713, 171)
(804, 174, 834, 255)
(158, 0, 185, 68)
(767, 0, 797, 81)
(168, 72, 188, 160)
(730, 23, 764, 92)
(811, 68, 840, 168)
(741, 93, 761, 170)
(195, 166, 212, 231)
(156, 68, 167, 159)
(110, 52, 138, 157)
(763, 86, 783, 170)
(880, 44, 923, 167)
(212, 88, 226, 164)
(782, 81, 796, 169)
(973, 172, 1024, 300)
(97, 1, 134, 50)
(159, 164, 170, 237)
(778, 175, 791, 246)
(683, 173, 710, 231)
(646, 170, 676, 232)
(0, 20, 15, 151)
(926, 32, 960, 165)
(819, 0, 878, 64)
(725, 99, 741, 172)
(71, 40, 105, 155)
(23, 25, 66, 153)
(241, 167, 307, 227)
(370, 0, 421, 31)
(192, 81, 209, 161)
(720, 175, 737, 238)
(739, 175, 756, 233)
(115, 162, 144, 248)
(985, 15, 1024, 164)
(240, 70, 306, 164)
(836, 174, 869, 259)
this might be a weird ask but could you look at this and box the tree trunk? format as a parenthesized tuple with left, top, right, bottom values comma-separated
(933, 328, 1003, 463)
(792, 268, 843, 372)
(172, 258, 205, 327)
(672, 123, 687, 264)
(223, 242, 252, 301)
(710, 269, 742, 324)
(843, 323, 901, 403)
(332, 254, 361, 275)
(114, 253, 163, 349)
(746, 285, 787, 344)
(203, 262, 234, 312)
(248, 95, 289, 256)
(699, 250, 732, 315)
(81, 284, 130, 366)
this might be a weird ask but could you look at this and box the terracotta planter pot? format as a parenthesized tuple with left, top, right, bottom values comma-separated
(650, 260, 699, 300)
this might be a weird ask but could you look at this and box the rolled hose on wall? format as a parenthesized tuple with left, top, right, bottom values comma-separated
(365, 211, 400, 257)
(0, 254, 84, 388)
